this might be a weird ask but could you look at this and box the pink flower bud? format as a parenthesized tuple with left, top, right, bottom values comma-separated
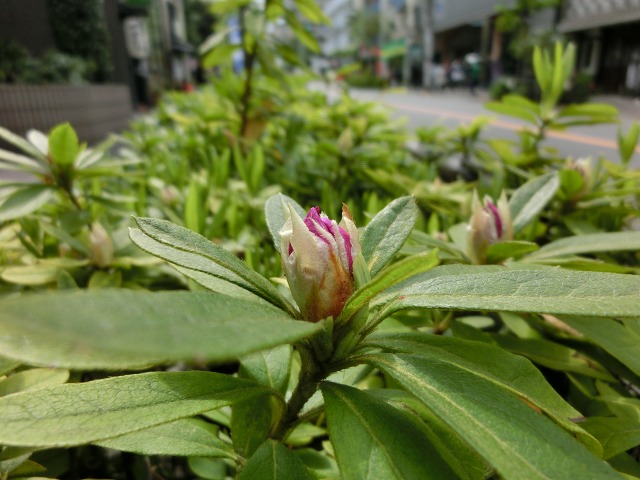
(280, 205, 360, 322)
(467, 192, 513, 264)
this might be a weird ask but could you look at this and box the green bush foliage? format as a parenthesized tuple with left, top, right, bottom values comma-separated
(0, 34, 639, 480)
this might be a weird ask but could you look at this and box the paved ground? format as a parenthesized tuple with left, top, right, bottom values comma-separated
(349, 87, 640, 168)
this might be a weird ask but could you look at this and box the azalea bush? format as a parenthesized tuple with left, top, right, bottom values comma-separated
(0, 194, 639, 480)
(0, 37, 640, 478)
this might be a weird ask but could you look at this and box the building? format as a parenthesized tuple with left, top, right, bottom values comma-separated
(558, 0, 640, 94)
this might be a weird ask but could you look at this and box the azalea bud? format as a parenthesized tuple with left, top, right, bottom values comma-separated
(160, 185, 182, 206)
(89, 222, 114, 268)
(467, 192, 513, 264)
(280, 204, 360, 322)
(562, 158, 591, 201)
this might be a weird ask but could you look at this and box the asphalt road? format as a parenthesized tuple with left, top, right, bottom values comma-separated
(349, 88, 640, 169)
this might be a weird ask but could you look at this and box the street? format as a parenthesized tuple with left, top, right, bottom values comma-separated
(350, 88, 640, 168)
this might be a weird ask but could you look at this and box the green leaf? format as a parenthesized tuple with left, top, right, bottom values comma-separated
(582, 417, 640, 460)
(369, 389, 491, 480)
(209, 0, 251, 15)
(509, 172, 559, 234)
(0, 371, 268, 447)
(525, 232, 640, 260)
(558, 316, 640, 376)
(294, 448, 340, 479)
(618, 122, 639, 164)
(238, 440, 311, 480)
(363, 332, 599, 452)
(364, 353, 623, 480)
(360, 196, 418, 277)
(0, 290, 320, 370)
(184, 178, 205, 233)
(0, 358, 19, 377)
(286, 423, 327, 447)
(558, 103, 619, 119)
(293, 0, 329, 24)
(372, 264, 640, 318)
(48, 123, 79, 166)
(96, 418, 236, 458)
(0, 185, 55, 222)
(285, 12, 319, 52)
(532, 46, 549, 96)
(265, 194, 306, 253)
(0, 126, 45, 160)
(0, 148, 48, 174)
(231, 394, 274, 458)
(130, 217, 299, 317)
(0, 264, 60, 286)
(0, 368, 69, 397)
(174, 265, 273, 306)
(189, 457, 227, 479)
(321, 382, 457, 480)
(485, 101, 538, 124)
(336, 250, 439, 326)
(491, 335, 615, 381)
(233, 346, 290, 457)
(240, 345, 292, 395)
(550, 42, 566, 106)
(486, 241, 539, 263)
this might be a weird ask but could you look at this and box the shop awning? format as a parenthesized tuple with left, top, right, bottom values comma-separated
(558, 8, 640, 32)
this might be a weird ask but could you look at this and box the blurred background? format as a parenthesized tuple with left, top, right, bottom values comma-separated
(0, 0, 639, 154)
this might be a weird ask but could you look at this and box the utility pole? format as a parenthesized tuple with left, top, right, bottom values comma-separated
(421, 0, 434, 89)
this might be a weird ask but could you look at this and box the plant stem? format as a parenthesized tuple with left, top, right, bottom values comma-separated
(238, 5, 256, 140)
(271, 345, 328, 441)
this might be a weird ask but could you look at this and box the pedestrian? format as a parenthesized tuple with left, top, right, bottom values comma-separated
(465, 53, 481, 96)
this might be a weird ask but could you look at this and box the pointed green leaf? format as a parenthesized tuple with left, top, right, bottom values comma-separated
(558, 103, 619, 119)
(294, 0, 329, 24)
(582, 417, 640, 459)
(0, 149, 48, 174)
(0, 126, 45, 160)
(0, 264, 60, 286)
(174, 265, 273, 306)
(365, 353, 622, 480)
(361, 196, 418, 277)
(486, 241, 539, 263)
(48, 123, 79, 166)
(130, 217, 299, 317)
(337, 249, 439, 326)
(526, 232, 640, 260)
(373, 264, 640, 318)
(533, 46, 549, 95)
(364, 332, 599, 452)
(231, 394, 274, 458)
(618, 122, 639, 164)
(0, 185, 55, 222)
(491, 334, 615, 381)
(485, 101, 538, 124)
(265, 194, 306, 253)
(0, 290, 320, 370)
(509, 172, 559, 234)
(96, 418, 236, 459)
(558, 316, 640, 376)
(0, 368, 69, 397)
(240, 345, 292, 395)
(321, 382, 457, 480)
(238, 440, 311, 480)
(550, 42, 566, 106)
(0, 371, 268, 447)
(369, 388, 491, 480)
